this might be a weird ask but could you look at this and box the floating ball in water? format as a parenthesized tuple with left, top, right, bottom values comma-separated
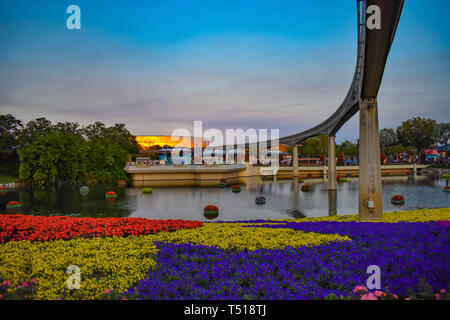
(444, 186, 450, 193)
(301, 185, 311, 192)
(218, 180, 226, 188)
(391, 195, 405, 205)
(80, 186, 89, 195)
(0, 186, 7, 196)
(231, 185, 241, 193)
(6, 200, 21, 210)
(117, 180, 127, 186)
(307, 173, 313, 178)
(204, 205, 219, 220)
(298, 178, 304, 183)
(105, 191, 117, 198)
(255, 196, 266, 205)
(142, 188, 153, 195)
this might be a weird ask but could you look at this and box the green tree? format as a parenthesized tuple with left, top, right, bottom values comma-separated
(18, 117, 54, 147)
(0, 114, 23, 175)
(396, 117, 437, 155)
(379, 128, 398, 147)
(82, 122, 138, 154)
(85, 138, 129, 183)
(18, 132, 88, 185)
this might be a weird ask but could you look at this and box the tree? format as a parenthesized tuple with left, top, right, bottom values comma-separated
(85, 138, 129, 183)
(396, 117, 437, 155)
(337, 140, 359, 157)
(0, 114, 23, 175)
(82, 122, 139, 155)
(54, 121, 81, 134)
(379, 128, 398, 147)
(18, 132, 88, 185)
(18, 117, 54, 147)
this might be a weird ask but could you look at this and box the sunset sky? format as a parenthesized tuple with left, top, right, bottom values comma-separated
(0, 0, 449, 142)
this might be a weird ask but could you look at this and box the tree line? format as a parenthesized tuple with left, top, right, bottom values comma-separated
(296, 117, 449, 160)
(0, 114, 139, 185)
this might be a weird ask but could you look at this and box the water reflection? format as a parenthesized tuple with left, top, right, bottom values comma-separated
(0, 175, 448, 221)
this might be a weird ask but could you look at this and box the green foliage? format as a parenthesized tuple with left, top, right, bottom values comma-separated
(379, 128, 398, 147)
(0, 114, 23, 176)
(337, 140, 359, 157)
(85, 138, 129, 183)
(381, 144, 415, 156)
(18, 133, 128, 185)
(301, 135, 328, 157)
(396, 117, 437, 153)
(82, 122, 139, 155)
(18, 132, 88, 185)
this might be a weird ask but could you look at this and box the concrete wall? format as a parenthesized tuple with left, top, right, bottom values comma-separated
(126, 164, 427, 187)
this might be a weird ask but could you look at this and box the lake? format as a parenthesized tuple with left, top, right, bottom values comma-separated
(1, 175, 449, 221)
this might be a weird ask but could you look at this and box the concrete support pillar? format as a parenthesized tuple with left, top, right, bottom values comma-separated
(359, 98, 383, 221)
(328, 190, 337, 216)
(293, 146, 299, 177)
(327, 135, 337, 191)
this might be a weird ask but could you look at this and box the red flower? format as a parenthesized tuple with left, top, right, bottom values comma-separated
(0, 215, 203, 243)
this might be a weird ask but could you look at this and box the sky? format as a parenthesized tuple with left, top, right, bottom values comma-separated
(0, 0, 449, 142)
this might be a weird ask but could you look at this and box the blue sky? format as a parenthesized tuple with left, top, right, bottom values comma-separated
(0, 0, 449, 142)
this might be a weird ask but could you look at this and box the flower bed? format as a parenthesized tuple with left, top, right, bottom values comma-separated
(1, 208, 449, 300)
(0, 215, 203, 243)
(125, 220, 449, 300)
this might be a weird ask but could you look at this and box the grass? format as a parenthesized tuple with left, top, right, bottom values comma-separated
(0, 175, 18, 184)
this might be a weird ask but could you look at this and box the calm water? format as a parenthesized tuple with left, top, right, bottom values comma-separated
(1, 176, 449, 221)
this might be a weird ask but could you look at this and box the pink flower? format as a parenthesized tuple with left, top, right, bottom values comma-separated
(0, 294, 3, 299)
(405, 298, 411, 300)
(353, 285, 368, 294)
(361, 293, 378, 300)
(31, 278, 38, 283)
(374, 290, 384, 297)
(436, 293, 441, 300)
(104, 289, 112, 294)
(440, 289, 447, 294)
(392, 294, 399, 299)
(21, 281, 29, 287)
(3, 280, 10, 287)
